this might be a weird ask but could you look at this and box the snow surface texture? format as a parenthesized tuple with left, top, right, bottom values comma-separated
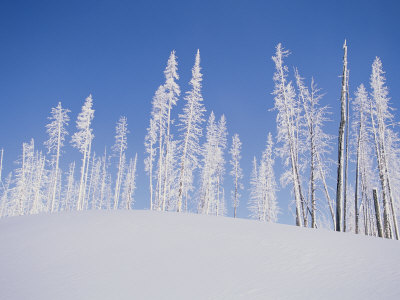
(0, 210, 399, 299)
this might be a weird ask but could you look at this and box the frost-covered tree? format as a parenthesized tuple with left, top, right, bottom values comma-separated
(0, 173, 12, 218)
(177, 49, 206, 212)
(352, 84, 376, 234)
(249, 156, 259, 219)
(295, 71, 334, 229)
(370, 57, 399, 239)
(13, 139, 35, 215)
(215, 115, 228, 216)
(249, 133, 278, 222)
(63, 162, 76, 211)
(121, 154, 137, 210)
(198, 112, 217, 214)
(229, 133, 243, 218)
(9, 140, 48, 216)
(151, 85, 167, 211)
(99, 149, 112, 209)
(44, 102, 70, 212)
(198, 113, 227, 216)
(161, 51, 180, 211)
(71, 94, 94, 211)
(272, 44, 305, 226)
(144, 119, 157, 210)
(112, 116, 129, 209)
(30, 150, 47, 214)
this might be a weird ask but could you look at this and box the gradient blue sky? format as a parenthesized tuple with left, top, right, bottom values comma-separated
(0, 0, 399, 224)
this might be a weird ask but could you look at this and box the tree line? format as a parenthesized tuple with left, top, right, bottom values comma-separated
(0, 43, 398, 240)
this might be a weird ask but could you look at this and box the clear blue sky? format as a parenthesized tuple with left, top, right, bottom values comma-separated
(0, 0, 399, 225)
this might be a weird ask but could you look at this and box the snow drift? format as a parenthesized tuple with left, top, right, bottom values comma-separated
(0, 210, 399, 299)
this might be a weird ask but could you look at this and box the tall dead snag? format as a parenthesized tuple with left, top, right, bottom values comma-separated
(343, 70, 350, 232)
(335, 40, 348, 232)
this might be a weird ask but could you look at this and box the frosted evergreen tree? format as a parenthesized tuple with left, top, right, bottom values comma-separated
(370, 57, 399, 239)
(248, 156, 260, 220)
(144, 119, 157, 210)
(151, 86, 167, 211)
(161, 51, 180, 211)
(198, 113, 227, 216)
(295, 71, 334, 229)
(44, 102, 70, 212)
(13, 139, 35, 215)
(249, 133, 278, 222)
(198, 112, 218, 214)
(112, 116, 129, 209)
(99, 149, 111, 210)
(71, 94, 94, 211)
(30, 150, 47, 214)
(121, 154, 137, 210)
(215, 115, 228, 216)
(63, 162, 76, 211)
(352, 84, 376, 234)
(272, 44, 305, 226)
(229, 133, 243, 218)
(0, 173, 12, 217)
(177, 49, 206, 212)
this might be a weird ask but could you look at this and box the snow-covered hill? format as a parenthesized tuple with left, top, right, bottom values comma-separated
(0, 210, 399, 299)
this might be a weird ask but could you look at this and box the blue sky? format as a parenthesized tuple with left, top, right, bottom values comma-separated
(0, 0, 399, 224)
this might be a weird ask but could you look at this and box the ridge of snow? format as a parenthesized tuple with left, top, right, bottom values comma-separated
(0, 210, 399, 299)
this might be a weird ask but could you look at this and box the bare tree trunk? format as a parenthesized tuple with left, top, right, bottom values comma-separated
(382, 188, 393, 239)
(385, 173, 399, 239)
(343, 70, 350, 232)
(162, 98, 173, 211)
(373, 188, 384, 238)
(354, 118, 362, 234)
(310, 137, 316, 228)
(335, 40, 348, 232)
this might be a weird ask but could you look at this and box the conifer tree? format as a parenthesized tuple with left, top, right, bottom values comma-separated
(161, 51, 180, 211)
(144, 119, 157, 210)
(113, 116, 129, 209)
(71, 94, 95, 211)
(177, 50, 206, 212)
(229, 134, 243, 218)
(272, 44, 305, 226)
(44, 102, 70, 212)
(370, 57, 399, 239)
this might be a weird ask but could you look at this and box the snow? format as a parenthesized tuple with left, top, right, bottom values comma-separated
(0, 210, 399, 299)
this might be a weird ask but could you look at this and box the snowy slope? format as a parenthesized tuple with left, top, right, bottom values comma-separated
(0, 210, 399, 300)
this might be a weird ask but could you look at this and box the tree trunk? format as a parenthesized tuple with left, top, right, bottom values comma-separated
(373, 188, 384, 238)
(335, 40, 348, 232)
(343, 70, 350, 232)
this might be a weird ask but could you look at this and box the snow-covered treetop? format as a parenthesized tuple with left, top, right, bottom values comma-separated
(71, 94, 95, 153)
(44, 102, 70, 155)
(164, 50, 180, 107)
(113, 116, 129, 155)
